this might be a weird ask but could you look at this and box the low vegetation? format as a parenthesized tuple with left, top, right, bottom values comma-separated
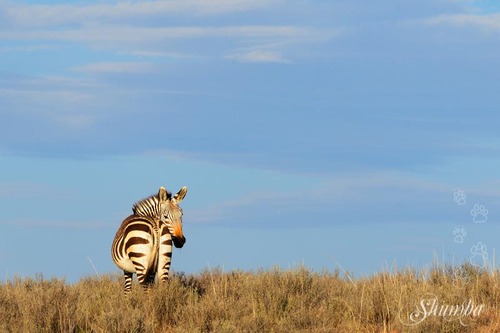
(0, 264, 499, 332)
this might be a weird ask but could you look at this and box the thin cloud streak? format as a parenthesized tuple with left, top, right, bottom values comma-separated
(225, 50, 291, 63)
(0, 183, 53, 198)
(189, 170, 455, 225)
(0, 218, 109, 230)
(2, 25, 322, 43)
(0, 87, 95, 104)
(1, 24, 329, 63)
(5, 0, 281, 27)
(421, 12, 500, 30)
(73, 62, 158, 74)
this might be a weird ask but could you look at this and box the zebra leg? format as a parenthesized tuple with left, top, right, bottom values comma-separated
(135, 256, 157, 291)
(157, 228, 173, 283)
(136, 268, 151, 287)
(124, 271, 133, 294)
(146, 272, 156, 285)
(140, 272, 156, 293)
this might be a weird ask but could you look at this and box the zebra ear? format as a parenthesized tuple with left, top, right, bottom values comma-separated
(174, 186, 187, 202)
(158, 187, 169, 201)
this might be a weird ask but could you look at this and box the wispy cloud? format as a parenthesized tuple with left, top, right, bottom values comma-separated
(2, 25, 320, 44)
(421, 13, 500, 30)
(225, 50, 291, 63)
(0, 218, 108, 229)
(189, 170, 454, 225)
(0, 183, 50, 198)
(0, 87, 95, 105)
(1, 0, 333, 63)
(73, 62, 157, 74)
(0, 76, 99, 116)
(5, 0, 281, 27)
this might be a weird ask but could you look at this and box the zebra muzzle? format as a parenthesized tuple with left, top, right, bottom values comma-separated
(173, 235, 186, 248)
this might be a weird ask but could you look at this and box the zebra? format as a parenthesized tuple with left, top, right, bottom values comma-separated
(111, 186, 187, 293)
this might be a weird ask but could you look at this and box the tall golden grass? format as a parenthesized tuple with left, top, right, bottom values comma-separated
(0, 264, 499, 332)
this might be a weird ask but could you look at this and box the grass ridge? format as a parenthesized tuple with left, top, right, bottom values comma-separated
(0, 264, 499, 332)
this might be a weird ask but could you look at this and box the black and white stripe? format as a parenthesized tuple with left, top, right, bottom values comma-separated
(111, 186, 187, 293)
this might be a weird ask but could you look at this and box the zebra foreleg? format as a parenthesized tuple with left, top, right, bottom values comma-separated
(158, 230, 173, 283)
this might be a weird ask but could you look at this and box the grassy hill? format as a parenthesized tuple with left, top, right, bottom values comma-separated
(0, 264, 499, 332)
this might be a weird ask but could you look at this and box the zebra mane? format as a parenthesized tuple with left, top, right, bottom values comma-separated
(132, 190, 172, 217)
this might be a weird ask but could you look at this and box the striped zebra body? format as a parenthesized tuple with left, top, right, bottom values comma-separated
(111, 186, 187, 293)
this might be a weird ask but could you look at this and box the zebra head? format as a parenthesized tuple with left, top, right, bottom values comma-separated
(158, 186, 187, 248)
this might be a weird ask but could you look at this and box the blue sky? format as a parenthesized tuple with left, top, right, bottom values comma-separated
(1, 0, 500, 282)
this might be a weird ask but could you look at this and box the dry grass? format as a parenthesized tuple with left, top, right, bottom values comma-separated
(0, 264, 499, 333)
